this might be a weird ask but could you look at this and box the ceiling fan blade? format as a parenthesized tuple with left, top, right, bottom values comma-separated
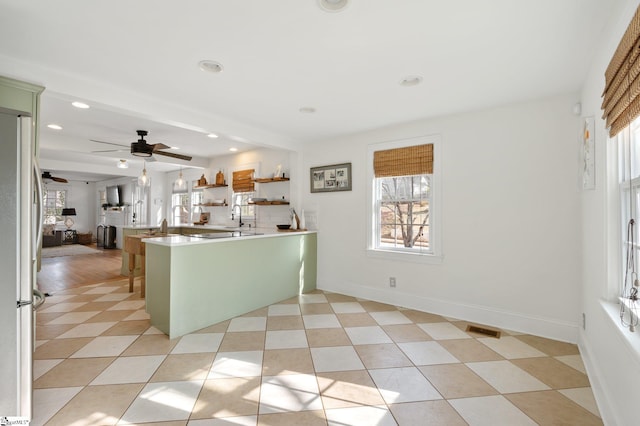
(91, 149, 128, 153)
(154, 150, 192, 161)
(151, 143, 171, 151)
(90, 139, 129, 148)
(51, 176, 69, 183)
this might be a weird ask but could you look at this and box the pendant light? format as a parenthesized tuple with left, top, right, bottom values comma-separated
(138, 162, 150, 187)
(175, 168, 185, 190)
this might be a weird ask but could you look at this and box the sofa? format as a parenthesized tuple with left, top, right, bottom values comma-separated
(42, 224, 63, 247)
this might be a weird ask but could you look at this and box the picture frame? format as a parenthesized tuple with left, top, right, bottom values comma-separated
(310, 162, 352, 193)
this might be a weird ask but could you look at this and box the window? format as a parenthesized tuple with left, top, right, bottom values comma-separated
(171, 192, 190, 225)
(231, 168, 256, 220)
(367, 135, 441, 261)
(43, 189, 66, 224)
(618, 119, 640, 304)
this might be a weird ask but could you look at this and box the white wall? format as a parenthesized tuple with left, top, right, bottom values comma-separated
(300, 93, 582, 343)
(579, 1, 640, 425)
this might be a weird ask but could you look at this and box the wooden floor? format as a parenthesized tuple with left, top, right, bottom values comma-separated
(36, 243, 124, 294)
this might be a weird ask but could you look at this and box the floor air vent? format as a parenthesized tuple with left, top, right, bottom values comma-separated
(466, 324, 501, 338)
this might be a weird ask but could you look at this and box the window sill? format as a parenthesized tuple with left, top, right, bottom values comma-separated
(366, 248, 443, 264)
(600, 299, 640, 365)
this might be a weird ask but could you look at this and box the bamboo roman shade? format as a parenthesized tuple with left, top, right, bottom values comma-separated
(232, 169, 255, 193)
(373, 144, 433, 177)
(602, 5, 640, 137)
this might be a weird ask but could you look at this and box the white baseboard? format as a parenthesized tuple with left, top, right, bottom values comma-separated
(320, 281, 579, 343)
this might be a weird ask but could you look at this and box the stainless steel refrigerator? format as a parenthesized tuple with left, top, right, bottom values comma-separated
(0, 111, 45, 419)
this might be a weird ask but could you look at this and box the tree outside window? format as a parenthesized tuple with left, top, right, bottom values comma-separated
(43, 189, 66, 224)
(377, 174, 431, 251)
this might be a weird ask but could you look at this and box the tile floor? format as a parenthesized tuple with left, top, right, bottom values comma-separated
(32, 278, 602, 425)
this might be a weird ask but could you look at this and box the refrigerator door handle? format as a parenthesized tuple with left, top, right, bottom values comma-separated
(32, 288, 45, 310)
(33, 159, 44, 256)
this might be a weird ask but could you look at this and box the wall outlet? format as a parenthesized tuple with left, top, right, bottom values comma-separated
(389, 277, 396, 288)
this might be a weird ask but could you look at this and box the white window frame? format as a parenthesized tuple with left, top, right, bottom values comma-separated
(366, 134, 442, 264)
(171, 191, 190, 225)
(43, 188, 67, 225)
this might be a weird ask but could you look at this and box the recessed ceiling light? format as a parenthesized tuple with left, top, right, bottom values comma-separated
(170, 146, 179, 150)
(207, 133, 219, 138)
(299, 107, 316, 113)
(117, 159, 128, 169)
(47, 124, 63, 130)
(317, 0, 349, 12)
(229, 147, 238, 152)
(198, 60, 224, 73)
(400, 76, 423, 87)
(71, 101, 90, 109)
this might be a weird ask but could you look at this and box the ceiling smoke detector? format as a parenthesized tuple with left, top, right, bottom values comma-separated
(198, 60, 224, 73)
(317, 0, 349, 13)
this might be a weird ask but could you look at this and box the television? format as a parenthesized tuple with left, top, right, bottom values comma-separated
(106, 185, 122, 206)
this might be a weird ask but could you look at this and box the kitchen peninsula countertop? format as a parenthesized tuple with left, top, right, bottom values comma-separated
(144, 230, 317, 338)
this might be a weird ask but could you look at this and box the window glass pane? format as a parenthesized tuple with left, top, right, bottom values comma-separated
(375, 174, 431, 252)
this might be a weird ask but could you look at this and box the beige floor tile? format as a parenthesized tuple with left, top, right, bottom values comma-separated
(91, 354, 166, 385)
(299, 302, 333, 315)
(108, 300, 146, 311)
(123, 309, 151, 320)
(241, 306, 269, 317)
(506, 390, 603, 425)
(316, 370, 385, 408)
(555, 354, 587, 374)
(191, 377, 261, 419)
(194, 320, 230, 333)
(419, 364, 499, 398)
(419, 322, 473, 340)
(121, 380, 204, 423)
(267, 304, 302, 316)
(150, 353, 216, 382)
(369, 367, 442, 403)
(35, 323, 77, 340)
(258, 410, 326, 426)
(389, 400, 467, 426)
(438, 338, 504, 362)
(33, 357, 115, 388)
(33, 337, 93, 359)
(32, 386, 83, 426)
(102, 319, 151, 335)
(72, 301, 119, 312)
(449, 395, 537, 425)
(359, 301, 398, 312)
(266, 315, 304, 330)
(466, 360, 550, 393)
(354, 343, 413, 369)
(336, 312, 377, 327)
(401, 309, 446, 323)
(330, 302, 366, 314)
(381, 324, 432, 343)
(70, 335, 138, 358)
(259, 374, 322, 413)
(478, 336, 547, 359)
(46, 311, 101, 325)
(57, 321, 118, 338)
(39, 301, 88, 313)
(298, 293, 328, 304)
(559, 387, 602, 417)
(121, 334, 178, 356)
(262, 348, 315, 376)
(324, 293, 358, 303)
(84, 309, 137, 323)
(33, 359, 64, 380)
(324, 405, 396, 426)
(514, 334, 580, 356)
(511, 357, 591, 389)
(218, 331, 266, 351)
(305, 328, 352, 347)
(228, 316, 268, 332)
(397, 341, 459, 365)
(45, 383, 144, 426)
(35, 311, 66, 325)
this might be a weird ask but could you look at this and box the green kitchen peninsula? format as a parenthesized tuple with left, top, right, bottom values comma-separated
(144, 231, 317, 338)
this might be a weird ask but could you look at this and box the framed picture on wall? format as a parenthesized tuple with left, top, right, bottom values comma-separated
(310, 162, 352, 193)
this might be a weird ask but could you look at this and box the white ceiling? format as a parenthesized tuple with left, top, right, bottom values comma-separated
(0, 0, 617, 181)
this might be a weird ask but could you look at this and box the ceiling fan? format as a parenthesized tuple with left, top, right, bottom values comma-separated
(91, 130, 192, 161)
(42, 171, 68, 183)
